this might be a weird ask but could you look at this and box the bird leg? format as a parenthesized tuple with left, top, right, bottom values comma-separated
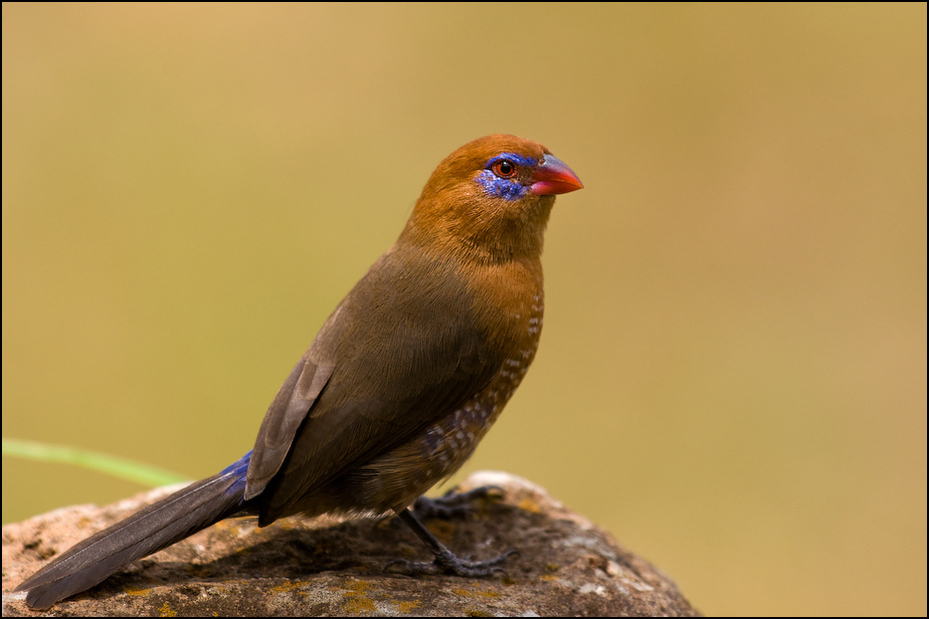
(412, 485, 505, 520)
(386, 508, 517, 577)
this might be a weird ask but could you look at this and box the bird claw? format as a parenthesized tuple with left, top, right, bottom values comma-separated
(385, 548, 517, 578)
(413, 485, 505, 520)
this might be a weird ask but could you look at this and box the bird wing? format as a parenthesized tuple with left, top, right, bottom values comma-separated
(245, 244, 498, 521)
(243, 355, 334, 499)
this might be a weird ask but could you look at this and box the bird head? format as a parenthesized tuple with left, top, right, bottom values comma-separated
(401, 135, 583, 263)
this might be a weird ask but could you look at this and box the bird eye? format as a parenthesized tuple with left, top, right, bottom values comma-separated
(492, 160, 518, 179)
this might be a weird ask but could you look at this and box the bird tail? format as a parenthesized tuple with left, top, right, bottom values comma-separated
(16, 452, 252, 610)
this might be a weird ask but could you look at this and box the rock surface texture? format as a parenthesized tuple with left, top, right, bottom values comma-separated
(3, 471, 699, 616)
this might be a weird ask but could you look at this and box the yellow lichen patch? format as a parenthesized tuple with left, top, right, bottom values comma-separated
(339, 579, 377, 614)
(125, 586, 153, 598)
(517, 498, 541, 513)
(159, 602, 177, 617)
(340, 579, 373, 595)
(343, 596, 377, 614)
(396, 600, 421, 613)
(540, 574, 560, 582)
(272, 581, 304, 593)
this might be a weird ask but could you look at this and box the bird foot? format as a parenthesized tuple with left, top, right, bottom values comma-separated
(386, 548, 517, 578)
(413, 485, 504, 519)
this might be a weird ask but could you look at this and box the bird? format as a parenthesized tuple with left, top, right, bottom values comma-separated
(15, 134, 583, 609)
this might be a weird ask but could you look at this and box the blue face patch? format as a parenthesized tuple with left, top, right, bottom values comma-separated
(475, 153, 539, 201)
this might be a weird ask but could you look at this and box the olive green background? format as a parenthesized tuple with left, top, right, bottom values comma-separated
(3, 4, 925, 616)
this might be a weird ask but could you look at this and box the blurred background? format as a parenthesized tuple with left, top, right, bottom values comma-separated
(3, 4, 925, 615)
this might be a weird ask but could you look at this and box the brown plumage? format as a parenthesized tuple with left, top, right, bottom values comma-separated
(16, 134, 583, 609)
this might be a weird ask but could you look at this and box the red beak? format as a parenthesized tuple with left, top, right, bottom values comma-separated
(531, 154, 584, 196)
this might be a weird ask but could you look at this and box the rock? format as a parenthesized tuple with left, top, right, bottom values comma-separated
(3, 471, 699, 616)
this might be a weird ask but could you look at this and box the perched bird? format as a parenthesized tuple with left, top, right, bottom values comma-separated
(15, 134, 583, 609)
